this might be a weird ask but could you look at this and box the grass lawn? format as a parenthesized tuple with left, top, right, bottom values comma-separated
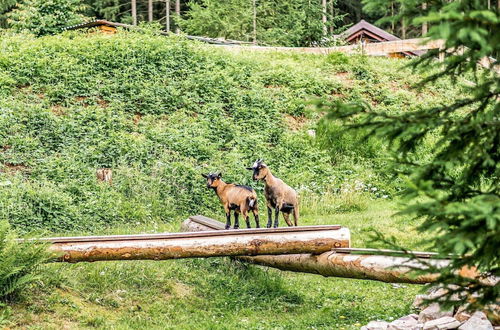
(7, 198, 430, 329)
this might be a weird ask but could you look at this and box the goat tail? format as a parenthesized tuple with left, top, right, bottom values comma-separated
(247, 196, 257, 208)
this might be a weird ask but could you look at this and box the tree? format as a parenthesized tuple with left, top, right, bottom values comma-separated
(320, 0, 499, 309)
(7, 0, 89, 36)
(178, 0, 345, 46)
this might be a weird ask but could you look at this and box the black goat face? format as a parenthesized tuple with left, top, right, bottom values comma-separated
(202, 172, 222, 188)
(246, 159, 267, 181)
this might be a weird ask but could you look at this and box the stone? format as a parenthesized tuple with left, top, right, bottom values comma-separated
(418, 303, 453, 323)
(458, 312, 493, 330)
(454, 306, 471, 323)
(413, 295, 428, 310)
(408, 314, 419, 320)
(388, 316, 418, 330)
(423, 316, 461, 330)
(364, 320, 390, 330)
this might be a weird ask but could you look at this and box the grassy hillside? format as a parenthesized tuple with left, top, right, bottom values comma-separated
(0, 31, 466, 328)
(0, 31, 461, 233)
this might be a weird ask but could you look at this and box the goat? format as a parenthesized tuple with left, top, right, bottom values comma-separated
(246, 159, 298, 228)
(202, 172, 260, 229)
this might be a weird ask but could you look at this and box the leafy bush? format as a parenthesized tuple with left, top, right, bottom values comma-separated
(7, 0, 89, 36)
(0, 220, 50, 302)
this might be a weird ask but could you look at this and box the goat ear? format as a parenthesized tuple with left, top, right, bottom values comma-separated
(201, 174, 208, 178)
(217, 172, 222, 178)
(246, 167, 253, 170)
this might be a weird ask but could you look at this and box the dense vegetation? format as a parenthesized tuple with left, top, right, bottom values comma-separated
(0, 30, 480, 328)
(1, 0, 426, 44)
(0, 31, 458, 233)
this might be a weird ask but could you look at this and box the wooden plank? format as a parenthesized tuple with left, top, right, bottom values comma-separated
(216, 38, 444, 55)
(47, 223, 351, 262)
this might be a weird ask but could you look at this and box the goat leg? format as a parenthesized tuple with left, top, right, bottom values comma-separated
(253, 210, 260, 228)
(266, 206, 273, 228)
(225, 212, 231, 230)
(274, 207, 280, 228)
(234, 212, 240, 229)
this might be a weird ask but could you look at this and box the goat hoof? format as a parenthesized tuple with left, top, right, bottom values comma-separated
(225, 225, 230, 230)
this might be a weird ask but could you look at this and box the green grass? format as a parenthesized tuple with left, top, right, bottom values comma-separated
(5, 197, 429, 329)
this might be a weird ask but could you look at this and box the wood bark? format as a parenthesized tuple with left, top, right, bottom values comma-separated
(148, 0, 153, 22)
(422, 3, 428, 36)
(180, 216, 498, 285)
(96, 168, 112, 184)
(322, 0, 327, 35)
(252, 0, 257, 44)
(175, 0, 180, 33)
(165, 0, 170, 32)
(47, 220, 350, 262)
(131, 0, 137, 25)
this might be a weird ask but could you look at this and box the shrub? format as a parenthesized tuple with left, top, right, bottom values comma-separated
(0, 220, 50, 302)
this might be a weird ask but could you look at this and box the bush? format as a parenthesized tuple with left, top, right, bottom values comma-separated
(7, 0, 89, 36)
(0, 220, 50, 302)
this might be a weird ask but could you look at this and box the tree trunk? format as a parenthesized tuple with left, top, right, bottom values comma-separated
(180, 216, 498, 286)
(47, 219, 350, 262)
(131, 0, 137, 25)
(422, 3, 428, 36)
(148, 0, 153, 22)
(322, 0, 327, 35)
(166, 0, 170, 32)
(252, 0, 257, 44)
(175, 0, 180, 33)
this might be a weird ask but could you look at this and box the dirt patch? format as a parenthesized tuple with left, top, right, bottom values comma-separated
(97, 98, 109, 108)
(334, 71, 355, 87)
(172, 282, 194, 298)
(1, 162, 29, 174)
(51, 105, 67, 116)
(133, 113, 142, 125)
(284, 115, 308, 131)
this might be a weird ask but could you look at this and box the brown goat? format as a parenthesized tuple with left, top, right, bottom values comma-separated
(246, 160, 298, 228)
(202, 172, 260, 229)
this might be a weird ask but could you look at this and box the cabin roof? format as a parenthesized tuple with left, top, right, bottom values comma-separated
(341, 20, 424, 56)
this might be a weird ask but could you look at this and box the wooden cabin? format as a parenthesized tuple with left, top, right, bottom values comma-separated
(340, 20, 423, 58)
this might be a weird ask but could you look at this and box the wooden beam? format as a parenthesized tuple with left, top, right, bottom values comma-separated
(181, 216, 499, 286)
(217, 38, 444, 55)
(45, 219, 350, 262)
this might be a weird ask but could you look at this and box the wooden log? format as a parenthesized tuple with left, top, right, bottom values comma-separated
(46, 220, 350, 262)
(181, 216, 492, 285)
(96, 168, 112, 184)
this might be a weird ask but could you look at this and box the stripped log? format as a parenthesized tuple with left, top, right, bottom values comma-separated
(46, 220, 350, 262)
(180, 216, 460, 284)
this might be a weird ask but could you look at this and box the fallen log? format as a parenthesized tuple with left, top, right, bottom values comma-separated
(181, 216, 451, 284)
(46, 220, 350, 262)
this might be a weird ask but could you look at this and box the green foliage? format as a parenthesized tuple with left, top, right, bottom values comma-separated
(7, 0, 89, 36)
(0, 220, 50, 302)
(179, 0, 345, 46)
(321, 0, 499, 309)
(0, 32, 462, 233)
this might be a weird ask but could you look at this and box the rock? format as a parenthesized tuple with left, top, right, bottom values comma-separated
(454, 306, 471, 323)
(408, 314, 419, 320)
(458, 312, 493, 330)
(388, 316, 418, 330)
(413, 295, 428, 310)
(364, 320, 390, 330)
(307, 129, 316, 137)
(423, 316, 461, 329)
(418, 303, 453, 323)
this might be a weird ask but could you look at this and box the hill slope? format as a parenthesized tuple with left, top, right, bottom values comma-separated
(0, 31, 460, 233)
